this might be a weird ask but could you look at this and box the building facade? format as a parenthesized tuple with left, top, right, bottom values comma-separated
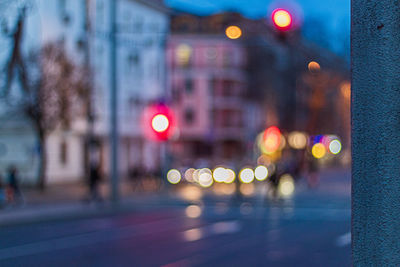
(0, 0, 170, 184)
(167, 34, 253, 166)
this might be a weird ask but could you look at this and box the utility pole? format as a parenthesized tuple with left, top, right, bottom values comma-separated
(83, 0, 95, 183)
(109, 0, 119, 203)
(352, 0, 400, 265)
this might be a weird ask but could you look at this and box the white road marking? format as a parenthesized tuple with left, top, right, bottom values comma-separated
(336, 232, 351, 247)
(182, 220, 241, 242)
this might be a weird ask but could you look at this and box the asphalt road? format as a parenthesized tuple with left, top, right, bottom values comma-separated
(0, 169, 351, 267)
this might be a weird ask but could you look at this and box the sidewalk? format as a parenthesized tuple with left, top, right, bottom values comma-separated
(0, 179, 175, 227)
(0, 168, 351, 227)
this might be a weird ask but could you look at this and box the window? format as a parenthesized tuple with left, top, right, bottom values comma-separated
(185, 79, 194, 94)
(133, 17, 144, 33)
(176, 44, 192, 67)
(126, 51, 140, 73)
(60, 140, 68, 165)
(185, 108, 195, 124)
(58, 0, 70, 25)
(96, 0, 104, 25)
(222, 49, 233, 67)
(0, 143, 7, 157)
(205, 47, 218, 65)
(172, 88, 181, 103)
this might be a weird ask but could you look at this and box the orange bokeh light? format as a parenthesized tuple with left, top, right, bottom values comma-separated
(225, 25, 242, 39)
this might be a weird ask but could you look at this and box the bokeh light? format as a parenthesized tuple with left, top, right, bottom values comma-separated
(213, 167, 228, 183)
(199, 171, 213, 188)
(340, 81, 351, 100)
(225, 25, 242, 39)
(151, 114, 169, 133)
(167, 169, 181, 184)
(184, 168, 195, 182)
(225, 169, 236, 184)
(183, 228, 202, 242)
(257, 154, 270, 165)
(279, 174, 295, 197)
(288, 131, 307, 149)
(179, 186, 202, 201)
(142, 104, 175, 141)
(262, 126, 282, 154)
(239, 168, 255, 184)
(240, 183, 255, 196)
(254, 165, 269, 181)
(213, 184, 236, 196)
(329, 139, 342, 154)
(312, 143, 326, 159)
(185, 205, 202, 218)
(308, 61, 321, 73)
(192, 169, 200, 182)
(272, 9, 292, 30)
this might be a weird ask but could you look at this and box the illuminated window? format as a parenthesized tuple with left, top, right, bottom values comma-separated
(176, 44, 192, 67)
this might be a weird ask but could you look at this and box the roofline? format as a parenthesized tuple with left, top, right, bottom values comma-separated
(129, 0, 171, 14)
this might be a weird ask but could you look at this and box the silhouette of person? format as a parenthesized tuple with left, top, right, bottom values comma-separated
(7, 165, 23, 205)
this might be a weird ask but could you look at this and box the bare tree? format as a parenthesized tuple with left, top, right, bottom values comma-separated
(1, 7, 90, 189)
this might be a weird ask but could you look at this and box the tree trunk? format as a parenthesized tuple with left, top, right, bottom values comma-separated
(37, 132, 47, 191)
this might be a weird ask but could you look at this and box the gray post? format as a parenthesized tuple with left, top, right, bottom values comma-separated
(352, 0, 400, 265)
(109, 0, 119, 203)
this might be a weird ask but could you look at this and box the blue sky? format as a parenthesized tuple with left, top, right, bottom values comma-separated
(164, 0, 350, 55)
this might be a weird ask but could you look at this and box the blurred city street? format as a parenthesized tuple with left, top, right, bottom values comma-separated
(0, 168, 350, 266)
(0, 0, 352, 265)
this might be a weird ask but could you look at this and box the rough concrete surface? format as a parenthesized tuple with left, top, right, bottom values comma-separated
(352, 0, 400, 265)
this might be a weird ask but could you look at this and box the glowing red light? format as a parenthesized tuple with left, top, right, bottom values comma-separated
(263, 126, 282, 153)
(271, 8, 293, 31)
(142, 104, 174, 141)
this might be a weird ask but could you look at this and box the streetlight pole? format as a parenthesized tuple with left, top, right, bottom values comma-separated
(352, 0, 400, 264)
(109, 0, 119, 203)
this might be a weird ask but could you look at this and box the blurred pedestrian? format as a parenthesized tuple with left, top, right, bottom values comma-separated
(6, 165, 23, 205)
(306, 155, 320, 188)
(129, 166, 144, 191)
(87, 163, 103, 202)
(0, 175, 5, 208)
(268, 169, 280, 200)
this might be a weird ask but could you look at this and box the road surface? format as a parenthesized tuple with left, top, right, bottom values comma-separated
(0, 168, 351, 266)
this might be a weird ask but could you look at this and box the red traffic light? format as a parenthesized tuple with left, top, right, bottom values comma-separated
(262, 126, 282, 153)
(142, 104, 175, 141)
(271, 8, 293, 31)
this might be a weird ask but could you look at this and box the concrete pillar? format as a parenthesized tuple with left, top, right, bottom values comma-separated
(352, 0, 400, 265)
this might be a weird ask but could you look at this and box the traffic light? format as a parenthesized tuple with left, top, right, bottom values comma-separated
(142, 103, 175, 141)
(271, 8, 293, 32)
(262, 126, 282, 154)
